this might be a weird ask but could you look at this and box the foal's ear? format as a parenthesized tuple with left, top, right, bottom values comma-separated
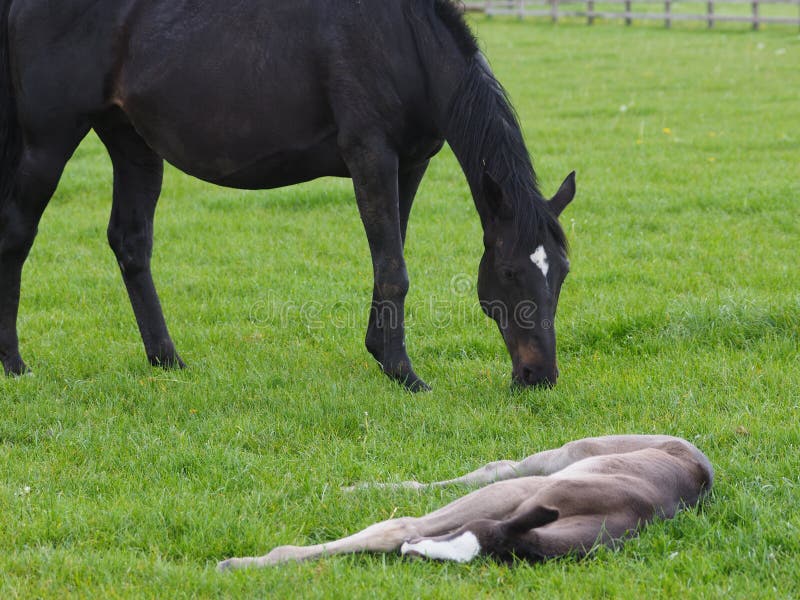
(482, 171, 512, 219)
(548, 171, 576, 217)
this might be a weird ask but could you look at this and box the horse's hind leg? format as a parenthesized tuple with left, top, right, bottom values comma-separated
(93, 119, 184, 369)
(0, 132, 88, 375)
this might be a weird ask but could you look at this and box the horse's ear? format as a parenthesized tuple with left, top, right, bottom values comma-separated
(548, 171, 576, 217)
(482, 171, 512, 219)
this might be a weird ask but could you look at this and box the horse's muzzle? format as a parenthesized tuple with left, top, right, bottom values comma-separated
(512, 364, 558, 388)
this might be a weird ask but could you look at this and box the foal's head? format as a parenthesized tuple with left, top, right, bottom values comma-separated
(477, 172, 575, 388)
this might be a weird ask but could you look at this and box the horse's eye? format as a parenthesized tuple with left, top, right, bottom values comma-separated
(501, 267, 517, 281)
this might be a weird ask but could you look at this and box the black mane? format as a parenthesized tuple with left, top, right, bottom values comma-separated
(432, 0, 479, 56)
(444, 53, 567, 253)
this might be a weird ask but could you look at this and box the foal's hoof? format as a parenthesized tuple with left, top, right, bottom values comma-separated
(216, 559, 236, 572)
(217, 558, 251, 572)
(401, 547, 426, 561)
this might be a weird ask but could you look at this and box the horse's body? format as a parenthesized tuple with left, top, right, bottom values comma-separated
(218, 435, 714, 568)
(79, 1, 441, 189)
(1, 0, 574, 389)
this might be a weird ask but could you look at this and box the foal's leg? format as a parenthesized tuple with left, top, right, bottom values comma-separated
(438, 435, 684, 484)
(217, 516, 428, 570)
(217, 478, 539, 570)
(0, 132, 88, 375)
(347, 435, 683, 491)
(94, 121, 184, 369)
(364, 160, 429, 380)
(343, 459, 521, 492)
(341, 138, 427, 391)
(402, 479, 647, 563)
(402, 512, 635, 564)
(505, 512, 639, 560)
(512, 435, 683, 477)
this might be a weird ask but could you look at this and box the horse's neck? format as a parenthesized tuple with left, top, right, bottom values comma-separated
(439, 55, 538, 226)
(405, 4, 539, 221)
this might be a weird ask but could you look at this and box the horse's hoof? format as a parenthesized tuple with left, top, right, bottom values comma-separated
(148, 353, 186, 370)
(2, 355, 29, 377)
(405, 377, 431, 393)
(389, 370, 430, 393)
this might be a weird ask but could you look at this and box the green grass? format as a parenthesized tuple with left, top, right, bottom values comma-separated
(2, 18, 799, 599)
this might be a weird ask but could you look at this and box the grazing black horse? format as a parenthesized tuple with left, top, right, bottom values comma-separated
(0, 0, 575, 390)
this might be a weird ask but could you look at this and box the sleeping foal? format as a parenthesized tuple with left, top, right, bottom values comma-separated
(217, 435, 713, 569)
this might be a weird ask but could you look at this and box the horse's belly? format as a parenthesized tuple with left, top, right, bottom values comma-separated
(208, 132, 350, 189)
(122, 105, 344, 188)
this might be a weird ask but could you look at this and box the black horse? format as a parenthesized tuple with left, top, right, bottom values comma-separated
(0, 0, 575, 390)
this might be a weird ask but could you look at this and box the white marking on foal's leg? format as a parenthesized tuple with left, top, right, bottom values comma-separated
(530, 245, 549, 278)
(401, 532, 481, 563)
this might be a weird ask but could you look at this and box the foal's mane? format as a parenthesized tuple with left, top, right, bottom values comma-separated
(434, 1, 567, 251)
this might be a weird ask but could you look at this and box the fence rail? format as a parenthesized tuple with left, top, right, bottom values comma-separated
(463, 0, 800, 28)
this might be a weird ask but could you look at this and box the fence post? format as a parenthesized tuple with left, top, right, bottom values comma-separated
(551, 0, 559, 23)
(625, 0, 632, 25)
(588, 0, 595, 24)
(707, 0, 714, 27)
(752, 0, 760, 30)
(518, 0, 525, 19)
(665, 0, 672, 28)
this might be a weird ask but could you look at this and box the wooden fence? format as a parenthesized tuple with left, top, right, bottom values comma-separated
(463, 0, 800, 29)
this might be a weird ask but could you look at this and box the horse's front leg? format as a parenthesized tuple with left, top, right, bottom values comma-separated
(364, 161, 429, 388)
(343, 140, 428, 392)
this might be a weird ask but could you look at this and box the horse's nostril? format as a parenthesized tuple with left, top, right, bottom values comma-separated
(522, 366, 536, 384)
(517, 365, 557, 388)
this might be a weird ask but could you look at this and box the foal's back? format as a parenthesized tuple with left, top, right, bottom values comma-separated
(551, 438, 714, 514)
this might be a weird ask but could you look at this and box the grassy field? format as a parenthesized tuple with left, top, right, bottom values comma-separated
(2, 17, 799, 599)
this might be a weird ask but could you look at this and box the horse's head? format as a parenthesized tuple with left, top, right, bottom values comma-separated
(477, 172, 575, 388)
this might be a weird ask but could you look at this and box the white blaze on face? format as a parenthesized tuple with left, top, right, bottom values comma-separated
(530, 245, 549, 278)
(401, 531, 481, 563)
